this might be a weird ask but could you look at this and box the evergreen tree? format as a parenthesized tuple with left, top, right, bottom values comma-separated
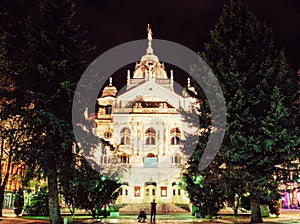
(182, 80, 228, 218)
(0, 8, 13, 217)
(200, 0, 299, 222)
(0, 6, 28, 217)
(59, 154, 121, 217)
(19, 1, 94, 223)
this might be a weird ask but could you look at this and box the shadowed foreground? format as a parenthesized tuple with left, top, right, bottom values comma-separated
(0, 208, 300, 223)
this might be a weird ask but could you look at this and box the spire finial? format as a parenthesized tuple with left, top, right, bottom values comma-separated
(127, 70, 131, 84)
(187, 77, 191, 87)
(146, 24, 153, 54)
(109, 77, 112, 86)
(147, 24, 152, 41)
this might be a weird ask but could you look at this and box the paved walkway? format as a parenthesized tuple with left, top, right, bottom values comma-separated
(0, 208, 299, 223)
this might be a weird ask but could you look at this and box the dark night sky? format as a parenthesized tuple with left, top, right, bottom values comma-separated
(72, 0, 300, 69)
(1, 0, 300, 69)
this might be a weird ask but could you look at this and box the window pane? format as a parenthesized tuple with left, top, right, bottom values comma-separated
(145, 128, 156, 134)
(161, 187, 167, 197)
(134, 186, 140, 197)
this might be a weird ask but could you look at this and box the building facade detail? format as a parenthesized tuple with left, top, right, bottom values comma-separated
(94, 25, 196, 205)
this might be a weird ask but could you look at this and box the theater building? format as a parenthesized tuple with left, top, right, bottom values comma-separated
(94, 26, 196, 205)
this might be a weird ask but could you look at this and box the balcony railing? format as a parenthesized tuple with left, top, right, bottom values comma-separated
(113, 108, 177, 114)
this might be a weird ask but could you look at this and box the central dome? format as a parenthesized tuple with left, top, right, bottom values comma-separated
(141, 53, 159, 62)
(132, 25, 168, 80)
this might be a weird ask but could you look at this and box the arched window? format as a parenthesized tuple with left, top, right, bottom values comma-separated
(145, 128, 156, 135)
(172, 153, 181, 164)
(146, 153, 155, 157)
(120, 127, 131, 145)
(120, 153, 129, 163)
(170, 127, 181, 145)
(145, 128, 156, 145)
(170, 136, 180, 145)
(170, 127, 180, 134)
(101, 147, 111, 164)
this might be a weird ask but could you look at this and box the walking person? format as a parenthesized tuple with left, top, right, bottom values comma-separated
(150, 199, 157, 223)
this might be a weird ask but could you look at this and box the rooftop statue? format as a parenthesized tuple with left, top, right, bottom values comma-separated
(147, 24, 152, 41)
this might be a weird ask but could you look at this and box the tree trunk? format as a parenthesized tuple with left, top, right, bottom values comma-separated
(0, 186, 5, 217)
(104, 204, 107, 218)
(47, 162, 62, 224)
(233, 196, 240, 217)
(0, 155, 11, 218)
(250, 195, 263, 223)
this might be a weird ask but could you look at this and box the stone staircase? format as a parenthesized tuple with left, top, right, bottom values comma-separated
(119, 203, 189, 214)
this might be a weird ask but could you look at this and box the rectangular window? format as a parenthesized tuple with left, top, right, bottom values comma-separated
(173, 189, 176, 196)
(146, 189, 149, 196)
(178, 189, 181, 196)
(134, 186, 140, 197)
(161, 186, 167, 197)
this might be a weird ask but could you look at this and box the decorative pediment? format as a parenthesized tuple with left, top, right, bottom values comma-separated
(116, 80, 184, 109)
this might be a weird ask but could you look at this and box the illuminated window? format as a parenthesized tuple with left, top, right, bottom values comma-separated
(120, 127, 131, 145)
(145, 128, 156, 145)
(134, 186, 141, 197)
(170, 127, 181, 145)
(170, 127, 180, 134)
(146, 153, 155, 157)
(161, 186, 167, 197)
(172, 154, 181, 164)
(170, 136, 180, 145)
(120, 153, 129, 163)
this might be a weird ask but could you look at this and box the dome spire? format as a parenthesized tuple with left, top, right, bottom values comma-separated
(147, 24, 153, 54)
(187, 77, 191, 87)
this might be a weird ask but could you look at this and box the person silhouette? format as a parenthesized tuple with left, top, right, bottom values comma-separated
(150, 199, 157, 223)
(137, 209, 147, 222)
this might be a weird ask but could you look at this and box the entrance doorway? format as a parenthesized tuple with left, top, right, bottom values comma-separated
(144, 182, 157, 203)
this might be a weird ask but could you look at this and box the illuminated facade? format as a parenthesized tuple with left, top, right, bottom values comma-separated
(1, 161, 24, 208)
(94, 25, 196, 205)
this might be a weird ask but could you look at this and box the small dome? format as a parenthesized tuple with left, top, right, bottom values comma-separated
(101, 77, 117, 97)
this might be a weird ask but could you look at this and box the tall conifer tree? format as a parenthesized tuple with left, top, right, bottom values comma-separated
(203, 1, 299, 222)
(20, 1, 94, 223)
(0, 6, 27, 217)
(184, 0, 299, 222)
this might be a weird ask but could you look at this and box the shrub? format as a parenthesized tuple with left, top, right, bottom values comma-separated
(24, 185, 49, 216)
(14, 188, 24, 208)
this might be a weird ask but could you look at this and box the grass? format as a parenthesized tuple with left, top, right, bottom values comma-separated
(22, 216, 49, 220)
